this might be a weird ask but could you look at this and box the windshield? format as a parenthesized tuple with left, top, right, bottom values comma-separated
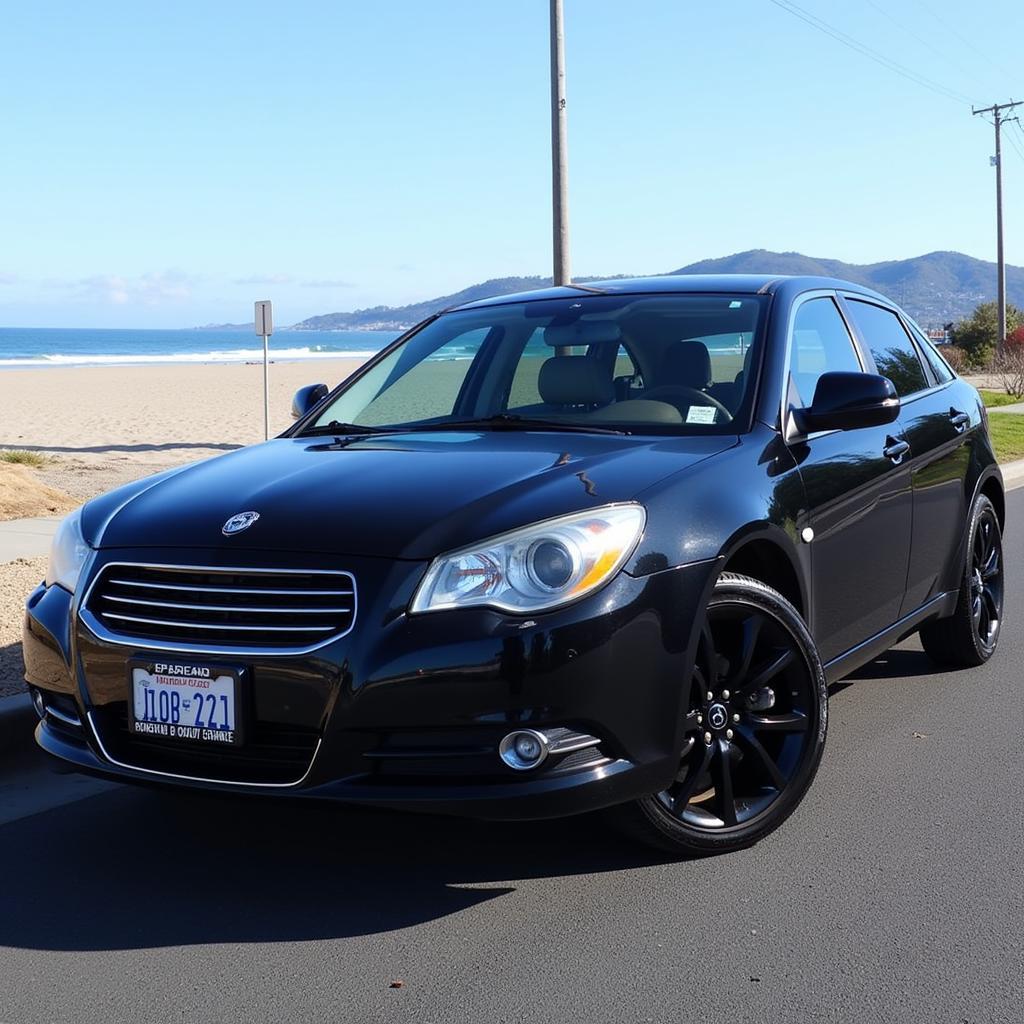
(306, 293, 768, 435)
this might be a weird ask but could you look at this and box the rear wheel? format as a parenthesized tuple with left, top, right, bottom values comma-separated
(613, 572, 827, 857)
(919, 493, 1004, 668)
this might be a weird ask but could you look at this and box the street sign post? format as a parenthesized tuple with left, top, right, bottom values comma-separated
(255, 300, 273, 440)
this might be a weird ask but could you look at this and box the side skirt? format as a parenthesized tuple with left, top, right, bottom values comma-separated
(823, 590, 959, 684)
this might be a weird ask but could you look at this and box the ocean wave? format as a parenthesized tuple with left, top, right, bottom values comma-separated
(0, 347, 381, 368)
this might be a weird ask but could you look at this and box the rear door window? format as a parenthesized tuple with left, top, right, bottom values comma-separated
(845, 300, 929, 397)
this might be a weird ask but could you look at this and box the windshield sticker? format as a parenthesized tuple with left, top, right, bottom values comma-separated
(686, 406, 717, 424)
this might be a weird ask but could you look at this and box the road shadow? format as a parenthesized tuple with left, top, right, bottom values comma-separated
(843, 644, 948, 683)
(0, 442, 242, 454)
(0, 781, 666, 952)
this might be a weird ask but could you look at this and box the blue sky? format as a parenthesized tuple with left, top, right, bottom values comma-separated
(1, 0, 1022, 328)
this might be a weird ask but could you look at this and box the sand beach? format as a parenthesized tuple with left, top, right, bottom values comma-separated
(0, 357, 368, 503)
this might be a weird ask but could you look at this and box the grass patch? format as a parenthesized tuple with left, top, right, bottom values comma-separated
(0, 450, 49, 467)
(987, 413, 1024, 463)
(979, 389, 1020, 409)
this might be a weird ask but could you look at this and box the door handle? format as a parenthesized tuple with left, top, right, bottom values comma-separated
(949, 408, 970, 432)
(883, 438, 910, 464)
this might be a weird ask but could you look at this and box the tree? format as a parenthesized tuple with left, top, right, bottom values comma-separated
(949, 301, 1024, 367)
(1007, 324, 1024, 349)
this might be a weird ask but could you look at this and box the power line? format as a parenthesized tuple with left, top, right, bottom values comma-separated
(861, 0, 986, 99)
(766, 0, 974, 106)
(908, 0, 1017, 86)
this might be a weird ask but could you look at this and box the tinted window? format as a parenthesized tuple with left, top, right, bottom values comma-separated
(311, 294, 769, 434)
(846, 300, 929, 396)
(789, 297, 862, 407)
(908, 322, 955, 383)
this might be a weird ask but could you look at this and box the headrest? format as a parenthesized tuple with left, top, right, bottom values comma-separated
(544, 321, 622, 347)
(659, 340, 712, 389)
(538, 356, 615, 407)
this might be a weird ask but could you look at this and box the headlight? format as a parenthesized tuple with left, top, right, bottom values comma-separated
(410, 504, 646, 614)
(46, 507, 91, 593)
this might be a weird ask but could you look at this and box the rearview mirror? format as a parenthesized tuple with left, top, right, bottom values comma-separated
(291, 383, 329, 420)
(801, 372, 899, 433)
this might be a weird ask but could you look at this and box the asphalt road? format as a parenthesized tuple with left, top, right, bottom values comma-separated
(1, 496, 1022, 1024)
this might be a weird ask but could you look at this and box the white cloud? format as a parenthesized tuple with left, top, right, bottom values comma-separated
(60, 270, 201, 306)
(232, 273, 295, 286)
(300, 278, 354, 288)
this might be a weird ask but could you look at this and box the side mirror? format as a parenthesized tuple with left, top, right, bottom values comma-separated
(291, 383, 329, 420)
(801, 372, 899, 433)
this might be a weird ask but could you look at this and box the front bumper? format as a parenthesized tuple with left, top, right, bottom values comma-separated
(23, 548, 718, 820)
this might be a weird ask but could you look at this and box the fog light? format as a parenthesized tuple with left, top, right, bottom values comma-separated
(30, 688, 46, 720)
(499, 729, 550, 771)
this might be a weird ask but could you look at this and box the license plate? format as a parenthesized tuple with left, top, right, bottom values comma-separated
(129, 660, 242, 746)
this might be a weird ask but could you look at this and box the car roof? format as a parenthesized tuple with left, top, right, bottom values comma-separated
(451, 274, 892, 311)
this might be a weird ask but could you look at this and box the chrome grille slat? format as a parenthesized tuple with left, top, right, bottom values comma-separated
(81, 562, 358, 654)
(104, 594, 351, 614)
(106, 578, 353, 597)
(102, 612, 337, 633)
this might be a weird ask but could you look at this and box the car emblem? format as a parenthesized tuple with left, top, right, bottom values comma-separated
(708, 703, 729, 730)
(222, 511, 260, 536)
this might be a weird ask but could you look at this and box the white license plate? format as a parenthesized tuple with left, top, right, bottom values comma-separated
(129, 661, 241, 746)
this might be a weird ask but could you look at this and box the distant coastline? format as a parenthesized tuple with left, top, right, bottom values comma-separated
(0, 327, 398, 369)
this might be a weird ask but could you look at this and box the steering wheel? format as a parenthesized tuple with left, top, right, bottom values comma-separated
(641, 386, 733, 423)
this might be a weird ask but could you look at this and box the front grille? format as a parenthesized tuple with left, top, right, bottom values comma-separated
(94, 705, 320, 785)
(82, 563, 356, 652)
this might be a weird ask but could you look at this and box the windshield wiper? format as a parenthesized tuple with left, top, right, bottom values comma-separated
(298, 420, 395, 437)
(399, 414, 631, 436)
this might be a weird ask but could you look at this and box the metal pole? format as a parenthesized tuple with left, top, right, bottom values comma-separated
(973, 100, 1021, 354)
(262, 333, 270, 440)
(995, 115, 1006, 352)
(550, 0, 570, 286)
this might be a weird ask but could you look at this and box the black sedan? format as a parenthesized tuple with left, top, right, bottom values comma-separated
(24, 275, 1005, 855)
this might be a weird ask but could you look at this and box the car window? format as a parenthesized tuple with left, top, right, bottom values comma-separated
(789, 297, 862, 407)
(613, 343, 638, 380)
(907, 321, 955, 383)
(845, 300, 929, 396)
(343, 327, 491, 426)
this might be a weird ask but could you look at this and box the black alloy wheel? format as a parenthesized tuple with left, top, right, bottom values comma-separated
(614, 572, 827, 856)
(920, 493, 1004, 667)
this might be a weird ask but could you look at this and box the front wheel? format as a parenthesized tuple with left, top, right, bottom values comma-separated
(612, 572, 828, 857)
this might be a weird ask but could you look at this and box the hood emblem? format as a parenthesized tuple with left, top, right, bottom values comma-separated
(222, 511, 260, 536)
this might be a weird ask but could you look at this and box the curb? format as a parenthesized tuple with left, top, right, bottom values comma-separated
(1000, 457, 1024, 492)
(0, 692, 36, 754)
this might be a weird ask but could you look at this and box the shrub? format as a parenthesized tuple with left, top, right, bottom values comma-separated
(940, 345, 968, 373)
(950, 301, 1024, 367)
(0, 450, 49, 467)
(995, 347, 1024, 400)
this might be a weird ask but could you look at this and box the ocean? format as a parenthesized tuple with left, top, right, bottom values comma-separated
(0, 327, 401, 368)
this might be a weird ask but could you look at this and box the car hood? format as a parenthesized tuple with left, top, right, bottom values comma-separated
(86, 431, 736, 559)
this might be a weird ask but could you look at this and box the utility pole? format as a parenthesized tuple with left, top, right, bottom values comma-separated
(973, 100, 1022, 352)
(549, 0, 570, 286)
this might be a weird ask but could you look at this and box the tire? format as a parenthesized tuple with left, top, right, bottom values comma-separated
(919, 493, 1004, 668)
(611, 572, 828, 857)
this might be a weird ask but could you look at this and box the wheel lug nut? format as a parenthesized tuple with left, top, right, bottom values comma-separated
(707, 692, 714, 702)
(704, 731, 713, 744)
(726, 729, 734, 740)
(696, 714, 702, 724)
(732, 713, 740, 722)
(722, 689, 730, 700)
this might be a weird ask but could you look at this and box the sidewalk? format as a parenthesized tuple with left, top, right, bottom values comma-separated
(0, 516, 61, 561)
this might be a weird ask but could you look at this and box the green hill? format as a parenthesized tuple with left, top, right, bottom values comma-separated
(290, 250, 1024, 331)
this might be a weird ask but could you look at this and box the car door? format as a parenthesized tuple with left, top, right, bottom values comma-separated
(783, 293, 914, 664)
(842, 297, 972, 615)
